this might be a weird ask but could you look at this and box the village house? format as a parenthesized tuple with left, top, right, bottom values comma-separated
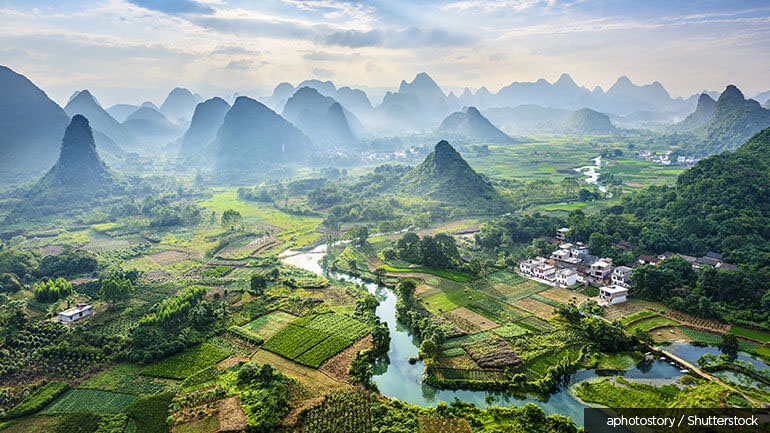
(570, 242, 590, 258)
(555, 268, 578, 287)
(598, 285, 628, 305)
(519, 257, 546, 275)
(58, 303, 93, 323)
(637, 255, 661, 266)
(590, 258, 613, 280)
(555, 228, 570, 242)
(533, 262, 556, 281)
(611, 266, 632, 286)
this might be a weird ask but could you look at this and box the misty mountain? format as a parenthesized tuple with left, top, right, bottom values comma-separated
(159, 87, 201, 122)
(563, 108, 618, 134)
(107, 101, 161, 122)
(264, 80, 373, 121)
(282, 87, 363, 144)
(33, 115, 115, 197)
(400, 140, 501, 209)
(178, 97, 230, 162)
(122, 106, 185, 147)
(213, 96, 313, 171)
(482, 105, 572, 135)
(64, 90, 135, 154)
(438, 106, 514, 143)
(691, 85, 770, 155)
(755, 90, 770, 104)
(673, 93, 716, 132)
(0, 65, 70, 184)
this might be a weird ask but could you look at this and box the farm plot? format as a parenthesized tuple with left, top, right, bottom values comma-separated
(679, 328, 758, 352)
(664, 310, 729, 333)
(619, 310, 656, 324)
(45, 389, 136, 414)
(730, 326, 770, 343)
(301, 313, 370, 341)
(141, 344, 229, 380)
(465, 297, 528, 324)
(441, 332, 492, 350)
(251, 350, 348, 397)
(81, 363, 171, 395)
(295, 336, 353, 368)
(441, 307, 499, 333)
(523, 345, 584, 376)
(242, 310, 297, 339)
(603, 302, 646, 321)
(423, 288, 494, 315)
(148, 249, 193, 266)
(486, 270, 526, 284)
(462, 338, 521, 368)
(492, 322, 530, 338)
(538, 287, 587, 305)
(627, 316, 678, 332)
(262, 325, 330, 360)
(515, 316, 554, 332)
(512, 297, 557, 319)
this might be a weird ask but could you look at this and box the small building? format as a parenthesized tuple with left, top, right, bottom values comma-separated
(716, 262, 738, 272)
(611, 266, 632, 286)
(58, 303, 93, 323)
(613, 240, 632, 251)
(556, 228, 570, 241)
(590, 258, 613, 280)
(599, 285, 628, 305)
(570, 242, 590, 258)
(555, 268, 577, 287)
(695, 256, 721, 268)
(550, 249, 571, 262)
(637, 255, 661, 266)
(533, 263, 556, 281)
(519, 257, 546, 275)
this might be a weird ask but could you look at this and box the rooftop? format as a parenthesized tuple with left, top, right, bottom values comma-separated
(600, 285, 628, 294)
(59, 304, 92, 316)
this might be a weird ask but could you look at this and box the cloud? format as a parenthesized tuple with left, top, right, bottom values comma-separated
(301, 50, 361, 61)
(211, 45, 261, 55)
(193, 16, 320, 39)
(323, 27, 475, 48)
(313, 67, 335, 78)
(127, 0, 214, 15)
(225, 59, 255, 70)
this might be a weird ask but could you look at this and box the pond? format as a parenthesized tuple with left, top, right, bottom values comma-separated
(666, 342, 770, 371)
(282, 247, 686, 425)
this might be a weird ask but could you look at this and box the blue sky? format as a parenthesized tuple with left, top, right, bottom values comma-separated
(1, 0, 768, 106)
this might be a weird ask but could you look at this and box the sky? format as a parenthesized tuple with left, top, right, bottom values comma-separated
(1, 0, 769, 106)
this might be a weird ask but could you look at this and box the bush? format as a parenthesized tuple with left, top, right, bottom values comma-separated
(51, 411, 102, 433)
(123, 392, 175, 433)
(2, 381, 69, 419)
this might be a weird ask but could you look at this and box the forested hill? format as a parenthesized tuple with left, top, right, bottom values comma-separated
(620, 127, 770, 267)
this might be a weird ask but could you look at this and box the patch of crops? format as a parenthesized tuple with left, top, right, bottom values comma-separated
(440, 347, 467, 358)
(619, 310, 656, 324)
(418, 415, 474, 433)
(295, 335, 352, 368)
(45, 389, 136, 414)
(262, 325, 330, 360)
(208, 336, 251, 356)
(515, 316, 553, 332)
(124, 392, 175, 433)
(530, 294, 562, 308)
(462, 338, 521, 368)
(628, 316, 678, 332)
(89, 317, 138, 338)
(2, 381, 69, 419)
(441, 332, 492, 349)
(140, 343, 229, 380)
(304, 389, 371, 433)
(730, 326, 770, 343)
(242, 310, 296, 339)
(80, 363, 171, 395)
(492, 323, 530, 338)
(525, 345, 584, 375)
(486, 270, 525, 284)
(302, 313, 370, 341)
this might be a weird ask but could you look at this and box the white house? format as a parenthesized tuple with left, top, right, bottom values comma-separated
(611, 266, 632, 286)
(556, 228, 570, 241)
(520, 257, 545, 275)
(599, 285, 628, 305)
(551, 249, 571, 262)
(533, 263, 556, 281)
(555, 269, 577, 287)
(590, 258, 613, 280)
(58, 303, 93, 323)
(570, 242, 590, 258)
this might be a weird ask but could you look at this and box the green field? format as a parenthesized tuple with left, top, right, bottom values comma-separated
(242, 310, 297, 339)
(140, 343, 230, 379)
(302, 313, 370, 341)
(730, 326, 770, 343)
(80, 363, 171, 395)
(627, 316, 678, 332)
(619, 310, 656, 324)
(45, 389, 136, 414)
(294, 335, 353, 368)
(379, 264, 472, 282)
(262, 324, 332, 360)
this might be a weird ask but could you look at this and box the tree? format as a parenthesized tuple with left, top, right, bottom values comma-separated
(99, 275, 133, 305)
(250, 274, 267, 295)
(221, 209, 243, 230)
(418, 338, 440, 361)
(349, 226, 369, 246)
(719, 334, 739, 360)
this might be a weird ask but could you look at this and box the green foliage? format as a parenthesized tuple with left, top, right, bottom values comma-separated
(51, 411, 102, 433)
(44, 389, 136, 414)
(250, 273, 267, 295)
(262, 325, 331, 360)
(33, 277, 72, 302)
(1, 381, 69, 419)
(140, 344, 229, 379)
(99, 275, 133, 305)
(391, 232, 460, 270)
(221, 208, 243, 229)
(139, 286, 206, 327)
(123, 392, 174, 433)
(94, 413, 128, 433)
(304, 389, 372, 433)
(301, 313, 370, 341)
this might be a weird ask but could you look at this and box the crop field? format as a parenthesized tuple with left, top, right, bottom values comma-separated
(294, 335, 353, 368)
(379, 264, 472, 282)
(148, 249, 191, 266)
(515, 316, 554, 332)
(512, 297, 557, 319)
(262, 325, 330, 359)
(602, 302, 647, 321)
(524, 345, 584, 375)
(441, 332, 493, 350)
(491, 323, 530, 338)
(664, 310, 729, 333)
(627, 316, 678, 332)
(45, 389, 136, 414)
(442, 307, 499, 333)
(486, 270, 526, 284)
(679, 328, 759, 352)
(140, 343, 230, 379)
(423, 288, 495, 315)
(465, 297, 528, 323)
(251, 350, 348, 397)
(462, 338, 521, 368)
(301, 313, 370, 341)
(619, 310, 656, 324)
(89, 317, 138, 338)
(730, 326, 770, 343)
(538, 287, 587, 305)
(81, 363, 171, 395)
(242, 310, 296, 339)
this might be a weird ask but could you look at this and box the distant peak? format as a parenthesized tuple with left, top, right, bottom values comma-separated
(722, 84, 743, 97)
(72, 89, 100, 106)
(555, 73, 576, 86)
(535, 78, 549, 85)
(615, 76, 632, 85)
(464, 106, 481, 115)
(697, 93, 715, 104)
(434, 140, 456, 154)
(168, 87, 193, 96)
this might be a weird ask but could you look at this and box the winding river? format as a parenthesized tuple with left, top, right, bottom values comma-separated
(281, 246, 687, 425)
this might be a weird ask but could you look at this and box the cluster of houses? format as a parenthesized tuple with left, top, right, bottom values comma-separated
(637, 151, 700, 167)
(518, 227, 738, 306)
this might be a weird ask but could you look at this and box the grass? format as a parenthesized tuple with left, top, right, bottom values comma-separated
(594, 351, 643, 370)
(45, 389, 136, 414)
(423, 288, 495, 315)
(140, 343, 230, 380)
(378, 264, 472, 282)
(627, 316, 678, 332)
(80, 363, 170, 395)
(124, 392, 175, 433)
(619, 310, 656, 324)
(730, 326, 770, 343)
(301, 313, 370, 341)
(491, 323, 530, 338)
(242, 310, 296, 339)
(262, 324, 332, 360)
(2, 381, 69, 419)
(175, 416, 218, 433)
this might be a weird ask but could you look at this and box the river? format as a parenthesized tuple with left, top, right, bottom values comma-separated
(281, 246, 687, 425)
(577, 156, 609, 195)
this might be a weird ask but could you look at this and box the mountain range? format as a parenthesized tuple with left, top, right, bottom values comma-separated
(160, 87, 202, 123)
(282, 87, 361, 147)
(178, 97, 231, 163)
(0, 65, 70, 184)
(563, 108, 617, 134)
(65, 90, 136, 154)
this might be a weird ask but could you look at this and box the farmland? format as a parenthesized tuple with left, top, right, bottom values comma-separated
(241, 310, 296, 339)
(262, 325, 331, 360)
(44, 389, 136, 414)
(140, 344, 230, 380)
